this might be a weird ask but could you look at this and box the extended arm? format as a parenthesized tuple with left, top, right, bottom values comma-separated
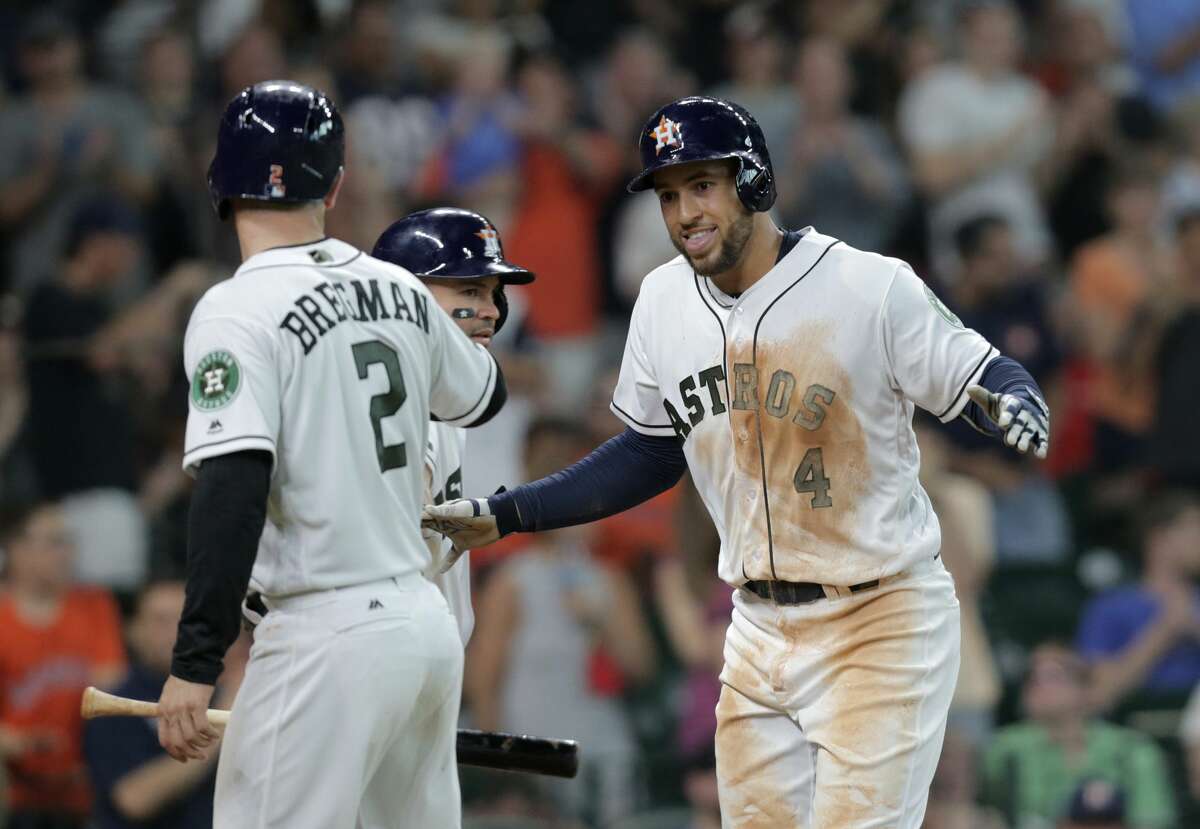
(423, 428, 688, 550)
(962, 356, 1050, 458)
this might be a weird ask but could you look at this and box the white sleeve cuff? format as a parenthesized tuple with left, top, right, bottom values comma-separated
(610, 401, 678, 437)
(183, 436, 277, 477)
(439, 350, 498, 428)
(938, 347, 997, 423)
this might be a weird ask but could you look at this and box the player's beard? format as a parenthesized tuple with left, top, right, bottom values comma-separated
(675, 209, 755, 278)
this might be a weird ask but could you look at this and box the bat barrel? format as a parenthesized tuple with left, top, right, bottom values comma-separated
(456, 729, 580, 779)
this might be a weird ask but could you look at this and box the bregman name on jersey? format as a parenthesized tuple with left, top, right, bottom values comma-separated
(280, 278, 431, 355)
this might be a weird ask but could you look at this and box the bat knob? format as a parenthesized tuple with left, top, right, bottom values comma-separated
(81, 686, 99, 719)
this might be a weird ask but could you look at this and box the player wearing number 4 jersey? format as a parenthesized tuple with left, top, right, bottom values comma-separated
(158, 82, 506, 829)
(424, 97, 1049, 828)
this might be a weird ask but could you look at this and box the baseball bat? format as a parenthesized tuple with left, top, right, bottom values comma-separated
(455, 728, 579, 779)
(81, 687, 579, 779)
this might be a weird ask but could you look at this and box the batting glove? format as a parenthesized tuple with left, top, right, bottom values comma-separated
(967, 384, 1050, 459)
(422, 497, 501, 559)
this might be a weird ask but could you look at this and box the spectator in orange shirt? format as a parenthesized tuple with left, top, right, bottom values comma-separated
(0, 502, 126, 829)
(1066, 163, 1176, 474)
(505, 51, 624, 411)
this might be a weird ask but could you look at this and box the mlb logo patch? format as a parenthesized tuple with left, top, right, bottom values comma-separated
(476, 227, 501, 258)
(650, 116, 683, 155)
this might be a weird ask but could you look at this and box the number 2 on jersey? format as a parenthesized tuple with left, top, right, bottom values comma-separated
(793, 447, 832, 508)
(352, 340, 408, 472)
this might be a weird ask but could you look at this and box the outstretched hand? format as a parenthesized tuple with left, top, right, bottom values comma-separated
(967, 384, 1050, 459)
(421, 497, 501, 568)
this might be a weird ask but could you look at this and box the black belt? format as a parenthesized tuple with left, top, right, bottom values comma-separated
(742, 578, 880, 605)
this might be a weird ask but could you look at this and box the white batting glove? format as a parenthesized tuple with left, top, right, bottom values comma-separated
(421, 497, 500, 559)
(967, 384, 1050, 459)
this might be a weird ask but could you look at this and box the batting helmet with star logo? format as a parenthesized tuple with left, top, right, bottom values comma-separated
(628, 96, 776, 213)
(371, 208, 535, 335)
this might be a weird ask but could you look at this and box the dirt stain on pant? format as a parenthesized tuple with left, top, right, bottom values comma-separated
(716, 683, 808, 827)
(716, 572, 960, 828)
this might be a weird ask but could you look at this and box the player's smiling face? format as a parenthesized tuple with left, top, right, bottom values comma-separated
(654, 160, 754, 278)
(424, 276, 502, 347)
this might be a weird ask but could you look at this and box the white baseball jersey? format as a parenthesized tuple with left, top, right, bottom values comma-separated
(182, 237, 501, 597)
(611, 228, 996, 587)
(424, 420, 474, 646)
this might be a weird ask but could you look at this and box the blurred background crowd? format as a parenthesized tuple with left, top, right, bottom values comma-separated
(1, 0, 1200, 827)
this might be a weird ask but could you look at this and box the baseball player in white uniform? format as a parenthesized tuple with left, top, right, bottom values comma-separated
(423, 97, 1050, 827)
(156, 82, 506, 829)
(370, 207, 536, 646)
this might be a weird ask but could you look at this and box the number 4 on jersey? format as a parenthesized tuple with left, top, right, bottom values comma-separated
(794, 447, 832, 508)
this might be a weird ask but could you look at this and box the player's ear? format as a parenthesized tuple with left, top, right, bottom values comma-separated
(324, 167, 346, 210)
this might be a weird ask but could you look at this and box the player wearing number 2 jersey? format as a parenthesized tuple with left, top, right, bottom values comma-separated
(424, 97, 1048, 827)
(157, 82, 505, 829)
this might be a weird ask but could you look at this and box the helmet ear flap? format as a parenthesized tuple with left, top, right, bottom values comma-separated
(734, 156, 776, 213)
(493, 285, 509, 335)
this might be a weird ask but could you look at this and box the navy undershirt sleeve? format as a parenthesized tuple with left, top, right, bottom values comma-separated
(961, 355, 1045, 436)
(172, 450, 271, 685)
(489, 428, 688, 535)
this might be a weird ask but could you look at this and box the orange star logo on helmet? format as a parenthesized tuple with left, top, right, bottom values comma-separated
(476, 227, 501, 258)
(650, 116, 683, 155)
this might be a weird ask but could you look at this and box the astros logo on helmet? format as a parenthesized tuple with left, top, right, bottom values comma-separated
(650, 116, 684, 155)
(475, 227, 502, 259)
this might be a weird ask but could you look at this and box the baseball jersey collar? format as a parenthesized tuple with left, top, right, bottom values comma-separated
(704, 226, 833, 306)
(238, 236, 362, 274)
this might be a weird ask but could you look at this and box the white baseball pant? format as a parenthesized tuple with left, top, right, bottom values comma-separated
(716, 559, 960, 828)
(213, 574, 463, 828)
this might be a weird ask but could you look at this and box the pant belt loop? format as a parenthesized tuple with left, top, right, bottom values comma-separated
(822, 584, 846, 600)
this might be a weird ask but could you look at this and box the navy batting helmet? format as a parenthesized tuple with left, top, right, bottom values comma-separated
(627, 96, 776, 213)
(372, 208, 534, 334)
(208, 81, 344, 220)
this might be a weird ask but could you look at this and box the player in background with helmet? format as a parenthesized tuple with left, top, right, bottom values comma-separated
(157, 82, 506, 828)
(424, 97, 1050, 827)
(371, 207, 535, 646)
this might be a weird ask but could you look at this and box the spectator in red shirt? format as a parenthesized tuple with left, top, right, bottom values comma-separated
(505, 52, 624, 410)
(0, 502, 126, 828)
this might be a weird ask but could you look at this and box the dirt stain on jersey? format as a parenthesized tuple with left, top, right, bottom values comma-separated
(727, 320, 871, 582)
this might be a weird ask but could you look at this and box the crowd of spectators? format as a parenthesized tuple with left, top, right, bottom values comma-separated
(2, 1, 1200, 827)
